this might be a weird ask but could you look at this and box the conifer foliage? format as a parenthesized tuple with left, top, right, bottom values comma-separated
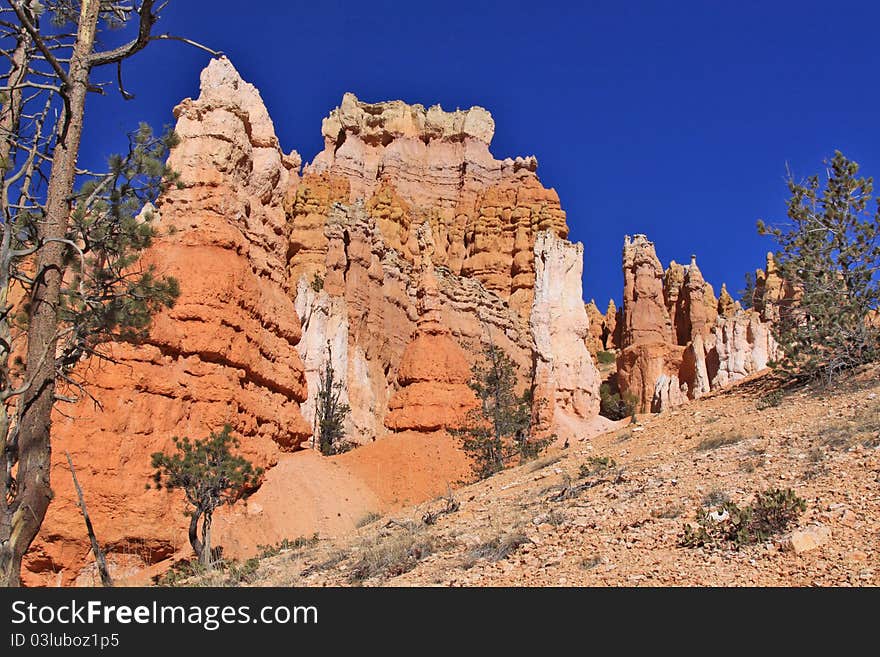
(758, 151, 880, 381)
(151, 426, 263, 567)
(0, 0, 208, 586)
(315, 342, 351, 455)
(453, 344, 547, 480)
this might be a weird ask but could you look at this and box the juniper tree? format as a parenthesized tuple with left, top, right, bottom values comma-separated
(453, 344, 544, 480)
(150, 425, 262, 568)
(0, 1, 217, 586)
(758, 151, 880, 381)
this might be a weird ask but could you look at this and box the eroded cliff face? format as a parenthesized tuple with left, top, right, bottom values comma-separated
(531, 232, 601, 441)
(27, 59, 602, 585)
(616, 234, 779, 414)
(292, 92, 568, 317)
(288, 93, 588, 449)
(25, 58, 311, 586)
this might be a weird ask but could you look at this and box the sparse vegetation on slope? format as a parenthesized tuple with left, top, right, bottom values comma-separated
(222, 364, 880, 588)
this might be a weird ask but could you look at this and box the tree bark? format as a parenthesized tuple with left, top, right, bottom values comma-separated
(0, 14, 32, 536)
(187, 508, 203, 564)
(65, 452, 112, 587)
(0, 0, 100, 587)
(201, 511, 213, 569)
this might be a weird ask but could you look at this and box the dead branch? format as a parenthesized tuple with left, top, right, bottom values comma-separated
(422, 487, 460, 525)
(65, 451, 113, 586)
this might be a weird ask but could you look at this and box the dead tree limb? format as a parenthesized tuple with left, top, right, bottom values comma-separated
(65, 451, 113, 587)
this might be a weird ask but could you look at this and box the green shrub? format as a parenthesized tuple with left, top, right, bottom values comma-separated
(156, 558, 207, 587)
(150, 425, 263, 567)
(756, 389, 784, 410)
(680, 487, 806, 550)
(599, 383, 637, 421)
(315, 342, 351, 456)
(452, 345, 545, 479)
(225, 557, 260, 585)
(257, 534, 319, 558)
(596, 350, 616, 365)
(758, 151, 880, 382)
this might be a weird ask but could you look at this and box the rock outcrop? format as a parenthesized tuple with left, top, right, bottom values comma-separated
(385, 224, 479, 432)
(530, 232, 601, 441)
(296, 93, 568, 316)
(287, 94, 580, 447)
(584, 300, 606, 355)
(616, 234, 779, 413)
(26, 60, 602, 586)
(25, 57, 311, 586)
(617, 235, 681, 412)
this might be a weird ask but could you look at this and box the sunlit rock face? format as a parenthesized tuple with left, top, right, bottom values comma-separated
(617, 234, 779, 413)
(27, 59, 605, 586)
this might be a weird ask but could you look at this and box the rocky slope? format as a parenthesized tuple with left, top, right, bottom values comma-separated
(228, 365, 880, 588)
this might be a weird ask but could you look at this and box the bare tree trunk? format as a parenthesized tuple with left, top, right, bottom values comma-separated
(0, 0, 101, 587)
(0, 16, 33, 534)
(64, 452, 112, 587)
(0, 23, 30, 177)
(187, 508, 204, 565)
(201, 511, 213, 569)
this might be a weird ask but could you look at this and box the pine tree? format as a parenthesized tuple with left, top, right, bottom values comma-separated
(738, 271, 756, 310)
(453, 344, 545, 480)
(315, 342, 351, 455)
(0, 1, 215, 586)
(150, 426, 262, 567)
(758, 151, 880, 381)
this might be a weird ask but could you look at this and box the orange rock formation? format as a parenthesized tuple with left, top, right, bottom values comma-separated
(616, 234, 779, 413)
(26, 59, 602, 585)
(25, 57, 311, 586)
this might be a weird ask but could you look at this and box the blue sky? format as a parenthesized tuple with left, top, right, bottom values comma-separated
(78, 0, 880, 307)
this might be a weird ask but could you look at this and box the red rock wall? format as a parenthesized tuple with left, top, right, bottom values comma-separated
(25, 57, 311, 586)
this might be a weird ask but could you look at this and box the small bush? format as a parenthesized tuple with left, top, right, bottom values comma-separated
(821, 403, 880, 450)
(680, 487, 806, 550)
(696, 432, 746, 451)
(156, 558, 207, 587)
(257, 534, 319, 559)
(599, 383, 638, 421)
(579, 456, 617, 478)
(464, 532, 531, 568)
(756, 390, 785, 410)
(225, 557, 260, 585)
(356, 512, 382, 528)
(615, 430, 632, 443)
(347, 531, 433, 583)
(596, 350, 617, 365)
(300, 550, 347, 577)
(580, 555, 603, 570)
(310, 273, 324, 292)
(701, 489, 730, 508)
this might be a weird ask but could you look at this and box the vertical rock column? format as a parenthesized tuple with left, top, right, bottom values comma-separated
(530, 231, 601, 440)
